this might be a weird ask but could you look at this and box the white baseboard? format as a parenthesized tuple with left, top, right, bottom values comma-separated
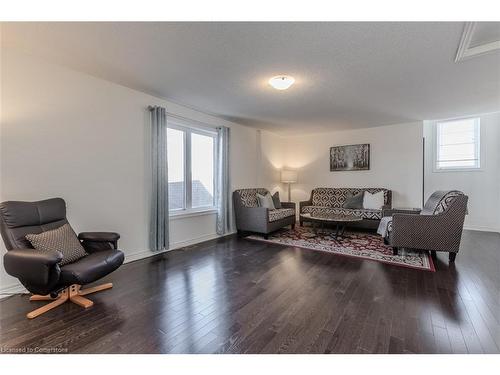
(170, 232, 228, 251)
(125, 231, 235, 263)
(0, 231, 236, 296)
(0, 282, 27, 298)
(463, 225, 500, 233)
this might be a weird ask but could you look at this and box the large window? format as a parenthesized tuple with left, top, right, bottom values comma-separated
(167, 121, 216, 213)
(191, 133, 215, 208)
(435, 117, 481, 171)
(167, 128, 185, 210)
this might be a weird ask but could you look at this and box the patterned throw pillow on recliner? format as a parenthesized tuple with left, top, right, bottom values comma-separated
(26, 223, 88, 266)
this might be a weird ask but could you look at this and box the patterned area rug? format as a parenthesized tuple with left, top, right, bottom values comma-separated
(247, 226, 435, 272)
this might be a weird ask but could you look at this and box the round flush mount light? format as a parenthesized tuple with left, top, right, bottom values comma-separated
(268, 75, 295, 90)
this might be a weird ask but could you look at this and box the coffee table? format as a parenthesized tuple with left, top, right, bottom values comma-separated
(300, 212, 362, 240)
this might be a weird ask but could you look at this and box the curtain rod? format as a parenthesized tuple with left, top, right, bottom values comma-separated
(148, 105, 222, 131)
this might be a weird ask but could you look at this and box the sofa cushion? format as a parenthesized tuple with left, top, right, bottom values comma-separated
(363, 191, 385, 210)
(269, 208, 295, 222)
(59, 249, 124, 285)
(343, 192, 364, 209)
(272, 192, 282, 209)
(311, 188, 390, 208)
(257, 192, 275, 209)
(302, 206, 383, 220)
(237, 188, 269, 208)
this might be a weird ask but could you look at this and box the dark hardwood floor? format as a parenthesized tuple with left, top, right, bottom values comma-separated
(1, 229, 499, 354)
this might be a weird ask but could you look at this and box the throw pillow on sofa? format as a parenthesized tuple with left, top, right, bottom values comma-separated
(257, 192, 276, 209)
(343, 192, 364, 209)
(363, 191, 385, 210)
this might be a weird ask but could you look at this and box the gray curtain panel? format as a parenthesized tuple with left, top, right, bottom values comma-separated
(216, 126, 231, 235)
(149, 106, 169, 251)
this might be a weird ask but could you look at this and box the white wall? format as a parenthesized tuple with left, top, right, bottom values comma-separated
(257, 130, 287, 198)
(276, 122, 425, 208)
(0, 48, 261, 293)
(424, 112, 500, 232)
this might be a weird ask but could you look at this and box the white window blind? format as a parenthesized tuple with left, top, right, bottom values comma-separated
(435, 117, 480, 170)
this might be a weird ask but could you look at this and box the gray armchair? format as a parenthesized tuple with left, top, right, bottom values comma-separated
(378, 191, 468, 262)
(233, 188, 296, 238)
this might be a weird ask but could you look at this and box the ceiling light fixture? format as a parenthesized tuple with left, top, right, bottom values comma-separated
(268, 75, 295, 90)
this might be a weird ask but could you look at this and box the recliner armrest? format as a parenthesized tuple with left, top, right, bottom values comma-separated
(78, 232, 120, 242)
(4, 249, 62, 285)
(78, 232, 120, 252)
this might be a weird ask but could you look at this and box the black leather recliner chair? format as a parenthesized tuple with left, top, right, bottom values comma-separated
(0, 198, 124, 318)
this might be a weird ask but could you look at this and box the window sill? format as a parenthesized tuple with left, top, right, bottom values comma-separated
(432, 167, 483, 173)
(169, 208, 217, 220)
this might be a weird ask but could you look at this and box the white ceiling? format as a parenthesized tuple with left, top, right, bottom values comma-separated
(470, 22, 500, 47)
(2, 22, 500, 135)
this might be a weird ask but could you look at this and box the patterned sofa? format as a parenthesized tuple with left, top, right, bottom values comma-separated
(299, 187, 392, 230)
(233, 188, 296, 238)
(379, 190, 468, 262)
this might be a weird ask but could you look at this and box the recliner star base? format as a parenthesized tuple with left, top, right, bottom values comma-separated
(27, 282, 113, 319)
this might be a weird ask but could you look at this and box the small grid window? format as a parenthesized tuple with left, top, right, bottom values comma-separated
(435, 117, 480, 170)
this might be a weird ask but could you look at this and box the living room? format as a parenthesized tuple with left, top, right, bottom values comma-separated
(1, 2, 499, 373)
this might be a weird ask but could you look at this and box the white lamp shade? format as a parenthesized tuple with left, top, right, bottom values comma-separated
(281, 170, 298, 183)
